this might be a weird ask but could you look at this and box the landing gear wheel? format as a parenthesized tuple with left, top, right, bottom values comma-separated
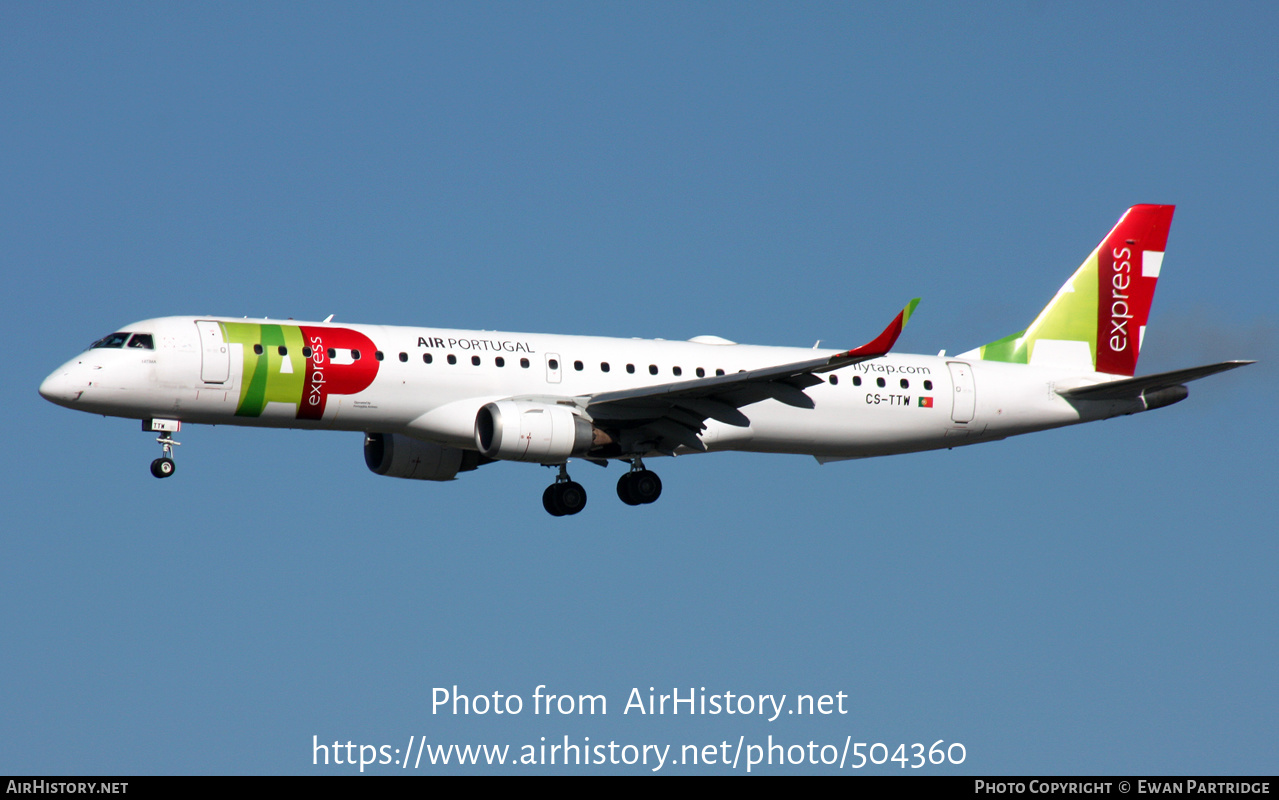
(150, 457, 176, 479)
(557, 481, 587, 515)
(543, 480, 587, 516)
(618, 468, 661, 505)
(617, 472, 642, 505)
(543, 463, 588, 517)
(630, 469, 662, 504)
(543, 485, 565, 516)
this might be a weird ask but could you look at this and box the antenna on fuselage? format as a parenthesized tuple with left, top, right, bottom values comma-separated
(323, 314, 335, 323)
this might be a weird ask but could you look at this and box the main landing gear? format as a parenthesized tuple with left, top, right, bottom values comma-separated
(150, 431, 179, 479)
(616, 459, 662, 506)
(540, 459, 665, 516)
(543, 464, 587, 517)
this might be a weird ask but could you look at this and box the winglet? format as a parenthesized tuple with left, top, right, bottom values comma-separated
(830, 298, 920, 363)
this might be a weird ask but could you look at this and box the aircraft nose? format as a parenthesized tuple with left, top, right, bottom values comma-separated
(39, 365, 84, 407)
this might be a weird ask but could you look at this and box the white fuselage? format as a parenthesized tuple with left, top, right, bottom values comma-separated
(40, 315, 1141, 462)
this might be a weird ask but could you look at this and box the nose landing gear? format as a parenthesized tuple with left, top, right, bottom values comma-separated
(144, 419, 182, 479)
(542, 463, 587, 516)
(150, 433, 179, 478)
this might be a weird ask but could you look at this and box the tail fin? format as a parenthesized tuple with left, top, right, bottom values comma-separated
(960, 205, 1175, 376)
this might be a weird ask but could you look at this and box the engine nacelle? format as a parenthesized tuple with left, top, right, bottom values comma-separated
(364, 432, 484, 481)
(1142, 384, 1189, 411)
(474, 400, 601, 463)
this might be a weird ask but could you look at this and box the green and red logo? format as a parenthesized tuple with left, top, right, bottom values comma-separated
(220, 322, 379, 419)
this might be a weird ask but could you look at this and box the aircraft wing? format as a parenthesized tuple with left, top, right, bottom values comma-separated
(581, 299, 919, 454)
(1057, 360, 1254, 401)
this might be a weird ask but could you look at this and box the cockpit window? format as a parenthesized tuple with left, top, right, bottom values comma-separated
(90, 332, 130, 349)
(127, 333, 154, 350)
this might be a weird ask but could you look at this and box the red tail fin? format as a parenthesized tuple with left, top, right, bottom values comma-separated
(1095, 204, 1174, 376)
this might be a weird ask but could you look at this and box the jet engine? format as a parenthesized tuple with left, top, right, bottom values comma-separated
(474, 400, 608, 463)
(1139, 384, 1190, 411)
(364, 432, 485, 481)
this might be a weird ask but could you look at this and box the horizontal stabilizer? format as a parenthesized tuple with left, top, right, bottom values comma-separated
(1057, 360, 1254, 401)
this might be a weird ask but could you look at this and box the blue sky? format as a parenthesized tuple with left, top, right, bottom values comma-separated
(3, 2, 1275, 774)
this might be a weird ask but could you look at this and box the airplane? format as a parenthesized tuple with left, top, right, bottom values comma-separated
(39, 205, 1252, 516)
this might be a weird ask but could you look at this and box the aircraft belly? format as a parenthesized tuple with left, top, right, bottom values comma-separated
(713, 396, 953, 457)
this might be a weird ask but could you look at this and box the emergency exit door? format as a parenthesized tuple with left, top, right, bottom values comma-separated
(947, 361, 975, 423)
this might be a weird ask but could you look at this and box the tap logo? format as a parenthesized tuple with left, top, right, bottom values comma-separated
(220, 322, 379, 420)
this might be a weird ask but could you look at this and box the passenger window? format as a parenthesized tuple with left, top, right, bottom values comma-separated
(877, 377, 886, 388)
(600, 362, 610, 373)
(696, 368, 705, 377)
(399, 352, 408, 362)
(90, 332, 130, 349)
(574, 360, 583, 371)
(924, 380, 933, 390)
(278, 346, 288, 356)
(127, 334, 154, 349)
(649, 365, 658, 375)
(303, 347, 312, 357)
(423, 353, 433, 364)
(253, 344, 264, 355)
(830, 375, 838, 385)
(327, 348, 337, 359)
(495, 357, 505, 367)
(626, 364, 635, 374)
(853, 376, 862, 386)
(471, 356, 481, 366)
(715, 369, 725, 376)
(375, 351, 384, 361)
(447, 354, 457, 365)
(520, 358, 530, 368)
(352, 350, 361, 360)
(548, 358, 559, 370)
(900, 378, 909, 389)
(672, 366, 682, 376)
